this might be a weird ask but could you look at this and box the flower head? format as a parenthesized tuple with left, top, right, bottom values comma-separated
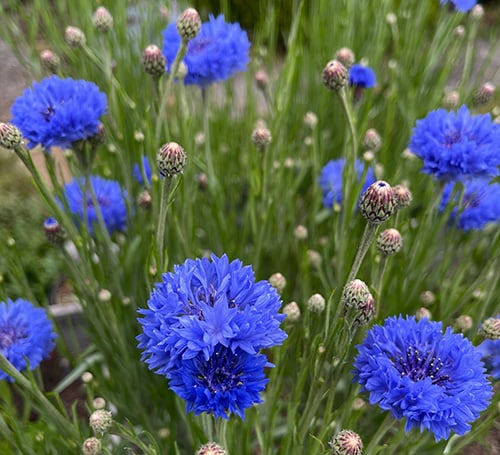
(10, 76, 107, 150)
(132, 155, 153, 186)
(477, 339, 500, 380)
(0, 299, 56, 381)
(408, 105, 500, 181)
(353, 315, 493, 441)
(440, 179, 500, 230)
(162, 14, 250, 87)
(60, 176, 128, 235)
(348, 64, 376, 88)
(319, 158, 376, 209)
(440, 0, 477, 13)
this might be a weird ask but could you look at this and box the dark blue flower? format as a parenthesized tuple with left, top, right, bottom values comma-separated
(318, 158, 376, 209)
(10, 76, 107, 150)
(477, 339, 500, 380)
(168, 345, 269, 419)
(60, 176, 128, 235)
(440, 179, 500, 230)
(132, 156, 153, 186)
(0, 299, 56, 382)
(409, 105, 500, 181)
(353, 315, 493, 441)
(440, 0, 477, 12)
(348, 64, 376, 88)
(162, 14, 250, 87)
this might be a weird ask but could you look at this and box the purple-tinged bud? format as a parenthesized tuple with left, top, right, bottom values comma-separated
(255, 70, 269, 91)
(65, 26, 86, 47)
(177, 8, 201, 41)
(480, 317, 500, 340)
(0, 122, 23, 149)
(138, 190, 152, 210)
(443, 90, 460, 110)
(196, 442, 227, 455)
(392, 184, 412, 209)
(473, 82, 495, 107)
(420, 290, 436, 306)
(44, 218, 66, 245)
(455, 315, 473, 332)
(82, 437, 101, 455)
(269, 272, 286, 294)
(40, 49, 60, 72)
(251, 126, 272, 151)
(359, 180, 396, 225)
(89, 409, 113, 434)
(283, 301, 300, 322)
(195, 172, 208, 191)
(329, 429, 363, 455)
(92, 7, 114, 32)
(376, 228, 402, 257)
(342, 279, 375, 326)
(142, 45, 166, 78)
(157, 142, 186, 177)
(416, 307, 432, 321)
(471, 4, 484, 21)
(322, 59, 348, 91)
(307, 293, 326, 313)
(361, 128, 382, 152)
(294, 225, 308, 240)
(334, 47, 355, 69)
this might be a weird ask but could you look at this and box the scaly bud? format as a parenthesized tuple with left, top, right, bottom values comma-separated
(283, 301, 301, 322)
(322, 60, 348, 91)
(251, 125, 272, 151)
(82, 437, 101, 455)
(196, 442, 227, 455)
(269, 272, 286, 294)
(376, 228, 403, 257)
(89, 409, 113, 434)
(157, 142, 186, 177)
(177, 8, 201, 41)
(359, 180, 396, 225)
(329, 429, 363, 455)
(416, 307, 432, 321)
(65, 26, 86, 47)
(361, 128, 382, 152)
(342, 279, 375, 326)
(334, 47, 355, 69)
(307, 293, 326, 313)
(143, 45, 166, 78)
(0, 122, 23, 149)
(40, 49, 61, 72)
(480, 317, 500, 340)
(44, 218, 66, 245)
(392, 184, 412, 209)
(473, 82, 495, 107)
(92, 7, 114, 32)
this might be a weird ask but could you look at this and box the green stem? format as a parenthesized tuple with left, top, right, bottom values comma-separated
(364, 413, 394, 455)
(337, 87, 358, 164)
(156, 176, 174, 272)
(346, 222, 378, 284)
(215, 418, 229, 452)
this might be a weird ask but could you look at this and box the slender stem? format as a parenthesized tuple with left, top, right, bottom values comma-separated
(364, 412, 395, 455)
(156, 176, 173, 272)
(374, 256, 388, 303)
(201, 88, 219, 192)
(346, 222, 378, 284)
(215, 418, 228, 452)
(337, 87, 358, 163)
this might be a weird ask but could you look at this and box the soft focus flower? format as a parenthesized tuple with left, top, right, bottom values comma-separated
(137, 254, 287, 418)
(10, 76, 107, 150)
(477, 339, 500, 380)
(133, 156, 153, 185)
(318, 158, 376, 209)
(348, 64, 376, 88)
(408, 105, 500, 181)
(0, 299, 56, 381)
(440, 0, 477, 13)
(440, 179, 500, 230)
(60, 176, 128, 235)
(162, 14, 250, 87)
(353, 316, 493, 441)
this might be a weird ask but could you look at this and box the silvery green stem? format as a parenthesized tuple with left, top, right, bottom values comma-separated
(346, 222, 378, 284)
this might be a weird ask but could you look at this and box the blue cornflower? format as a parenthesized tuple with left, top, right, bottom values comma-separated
(348, 64, 376, 88)
(60, 176, 128, 235)
(318, 158, 376, 209)
(353, 315, 493, 441)
(10, 76, 107, 150)
(0, 299, 56, 382)
(162, 14, 250, 87)
(440, 179, 500, 230)
(132, 156, 153, 186)
(440, 0, 477, 13)
(477, 339, 500, 380)
(409, 105, 500, 181)
(168, 345, 269, 419)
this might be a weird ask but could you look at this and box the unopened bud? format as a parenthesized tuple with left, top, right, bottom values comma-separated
(195, 172, 208, 191)
(143, 45, 166, 78)
(255, 70, 269, 91)
(455, 315, 473, 332)
(443, 91, 460, 110)
(93, 397, 106, 409)
(454, 25, 465, 39)
(362, 128, 382, 152)
(98, 289, 111, 303)
(359, 180, 396, 225)
(307, 249, 322, 269)
(392, 184, 412, 209)
(177, 8, 201, 41)
(196, 442, 227, 455)
(376, 228, 402, 257)
(82, 437, 101, 455)
(473, 82, 495, 107)
(65, 26, 86, 47)
(303, 111, 318, 130)
(44, 218, 66, 245)
(88, 123, 106, 147)
(415, 307, 432, 321)
(322, 60, 348, 91)
(269, 272, 286, 294)
(157, 142, 186, 177)
(420, 290, 436, 306)
(283, 301, 300, 322)
(0, 122, 23, 149)
(294, 225, 308, 240)
(307, 293, 326, 313)
(342, 279, 375, 326)
(471, 4, 484, 21)
(89, 409, 113, 434)
(138, 190, 152, 210)
(92, 7, 114, 32)
(40, 49, 61, 72)
(480, 317, 500, 340)
(329, 429, 363, 455)
(334, 48, 355, 69)
(251, 126, 272, 151)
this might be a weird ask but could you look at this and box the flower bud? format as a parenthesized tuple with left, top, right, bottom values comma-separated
(303, 111, 318, 130)
(322, 59, 348, 91)
(88, 123, 106, 147)
(196, 442, 227, 455)
(361, 128, 382, 152)
(342, 279, 375, 326)
(65, 26, 86, 47)
(157, 142, 186, 177)
(472, 82, 495, 107)
(138, 190, 152, 210)
(177, 8, 201, 41)
(471, 4, 484, 21)
(89, 409, 113, 434)
(97, 289, 111, 303)
(392, 184, 412, 209)
(44, 217, 66, 245)
(40, 49, 61, 72)
(415, 307, 432, 321)
(329, 429, 363, 455)
(420, 290, 436, 306)
(294, 225, 308, 240)
(283, 301, 301, 322)
(307, 249, 322, 269)
(376, 228, 402, 257)
(443, 91, 460, 110)
(251, 126, 272, 151)
(334, 47, 355, 69)
(255, 70, 269, 91)
(195, 172, 208, 191)
(82, 437, 101, 455)
(269, 272, 286, 294)
(0, 122, 23, 149)
(359, 180, 396, 225)
(92, 7, 114, 32)
(454, 25, 465, 39)
(307, 293, 326, 313)
(143, 45, 166, 78)
(480, 317, 500, 340)
(454, 315, 473, 332)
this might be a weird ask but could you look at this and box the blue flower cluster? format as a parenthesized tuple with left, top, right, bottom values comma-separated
(348, 64, 376, 89)
(10, 76, 107, 150)
(132, 155, 153, 186)
(409, 105, 500, 181)
(318, 158, 376, 209)
(137, 254, 287, 419)
(440, 0, 477, 12)
(60, 176, 128, 235)
(440, 179, 500, 230)
(0, 299, 56, 381)
(162, 14, 250, 87)
(353, 316, 492, 441)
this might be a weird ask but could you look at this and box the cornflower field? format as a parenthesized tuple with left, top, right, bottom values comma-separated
(0, 0, 499, 454)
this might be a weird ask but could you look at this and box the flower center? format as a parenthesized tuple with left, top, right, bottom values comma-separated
(189, 38, 211, 54)
(0, 323, 27, 349)
(197, 348, 242, 393)
(395, 345, 450, 385)
(443, 129, 461, 148)
(41, 105, 56, 122)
